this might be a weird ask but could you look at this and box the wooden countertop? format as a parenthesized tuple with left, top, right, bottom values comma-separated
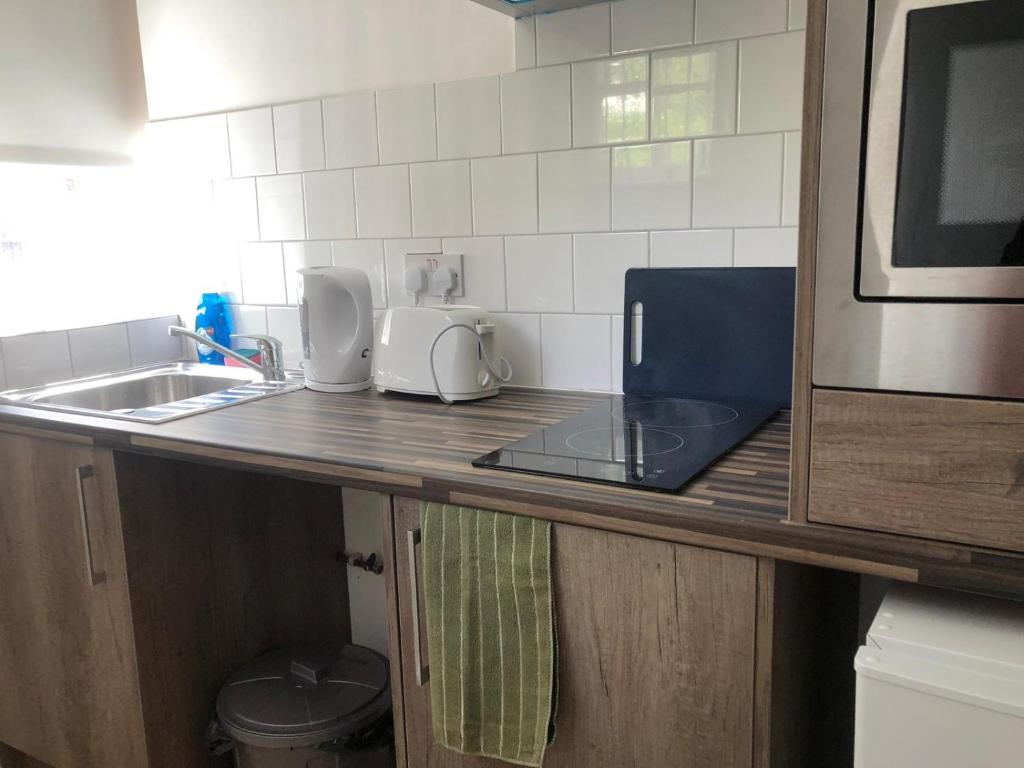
(2, 387, 1023, 597)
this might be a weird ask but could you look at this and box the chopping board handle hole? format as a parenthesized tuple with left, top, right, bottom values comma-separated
(629, 302, 643, 366)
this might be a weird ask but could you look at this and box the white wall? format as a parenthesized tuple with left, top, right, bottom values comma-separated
(142, 0, 806, 394)
(0, 0, 148, 164)
(136, 0, 515, 119)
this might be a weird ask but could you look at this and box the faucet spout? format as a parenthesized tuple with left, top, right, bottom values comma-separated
(168, 326, 286, 382)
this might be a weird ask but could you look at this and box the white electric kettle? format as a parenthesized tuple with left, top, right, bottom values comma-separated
(297, 267, 373, 392)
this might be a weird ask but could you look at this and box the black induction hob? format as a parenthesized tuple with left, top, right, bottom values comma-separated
(472, 395, 778, 493)
(472, 267, 796, 494)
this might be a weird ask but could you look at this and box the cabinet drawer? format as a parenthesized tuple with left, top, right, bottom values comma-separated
(808, 389, 1024, 552)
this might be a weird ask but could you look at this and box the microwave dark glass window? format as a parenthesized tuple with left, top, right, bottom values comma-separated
(893, 0, 1024, 268)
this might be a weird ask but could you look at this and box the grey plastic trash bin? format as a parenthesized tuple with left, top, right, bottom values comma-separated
(213, 644, 394, 768)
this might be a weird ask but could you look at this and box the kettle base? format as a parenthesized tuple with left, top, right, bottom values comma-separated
(374, 384, 500, 402)
(305, 378, 372, 393)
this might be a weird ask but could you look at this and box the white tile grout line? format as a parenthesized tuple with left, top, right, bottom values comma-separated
(606, 1, 612, 58)
(211, 126, 798, 180)
(778, 133, 788, 227)
(734, 38, 743, 135)
(269, 105, 279, 175)
(224, 113, 236, 178)
(229, 223, 796, 249)
(319, 99, 329, 171)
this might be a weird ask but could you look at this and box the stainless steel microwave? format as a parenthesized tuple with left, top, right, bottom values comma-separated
(813, 0, 1024, 398)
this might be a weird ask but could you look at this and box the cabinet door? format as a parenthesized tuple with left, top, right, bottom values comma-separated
(393, 498, 758, 768)
(0, 432, 147, 767)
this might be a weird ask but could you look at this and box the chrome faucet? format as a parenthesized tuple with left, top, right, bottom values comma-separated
(168, 326, 287, 382)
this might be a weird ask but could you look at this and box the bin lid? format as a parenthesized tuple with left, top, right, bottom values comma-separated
(855, 646, 1024, 719)
(217, 645, 391, 748)
(866, 583, 1024, 674)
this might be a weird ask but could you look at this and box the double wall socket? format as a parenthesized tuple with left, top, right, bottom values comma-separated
(404, 252, 464, 298)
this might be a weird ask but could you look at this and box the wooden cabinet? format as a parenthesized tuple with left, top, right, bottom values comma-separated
(389, 498, 762, 768)
(808, 389, 1024, 552)
(0, 430, 147, 767)
(0, 430, 352, 768)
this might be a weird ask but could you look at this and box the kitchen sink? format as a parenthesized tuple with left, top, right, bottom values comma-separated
(0, 362, 304, 423)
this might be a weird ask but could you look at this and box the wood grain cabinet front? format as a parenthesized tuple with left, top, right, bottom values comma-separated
(0, 431, 147, 767)
(387, 498, 858, 768)
(0, 431, 352, 768)
(808, 389, 1024, 553)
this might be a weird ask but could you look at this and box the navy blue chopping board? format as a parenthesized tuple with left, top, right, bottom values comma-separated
(621, 267, 796, 408)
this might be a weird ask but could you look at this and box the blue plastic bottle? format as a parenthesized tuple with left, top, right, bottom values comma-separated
(194, 293, 233, 364)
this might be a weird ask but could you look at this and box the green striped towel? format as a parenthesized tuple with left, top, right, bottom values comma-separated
(421, 502, 557, 767)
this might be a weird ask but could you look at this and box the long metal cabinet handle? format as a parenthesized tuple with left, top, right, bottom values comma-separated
(406, 527, 429, 686)
(75, 465, 106, 587)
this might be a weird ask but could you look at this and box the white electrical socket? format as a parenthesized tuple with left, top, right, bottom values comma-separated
(404, 252, 464, 298)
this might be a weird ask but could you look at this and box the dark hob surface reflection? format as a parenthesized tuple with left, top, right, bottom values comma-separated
(473, 395, 778, 493)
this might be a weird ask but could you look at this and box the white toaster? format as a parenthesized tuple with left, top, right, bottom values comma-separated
(373, 305, 505, 402)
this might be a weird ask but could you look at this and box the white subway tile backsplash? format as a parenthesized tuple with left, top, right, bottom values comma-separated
(211, 245, 244, 302)
(303, 169, 356, 240)
(471, 154, 538, 236)
(442, 236, 507, 311)
(695, 0, 787, 42)
(273, 100, 326, 173)
(240, 242, 287, 304)
(782, 131, 802, 226)
(145, 115, 230, 179)
(283, 241, 333, 304)
(323, 92, 380, 169)
(537, 3, 611, 66)
(214, 178, 259, 241)
(612, 141, 692, 231)
(650, 229, 734, 266)
(383, 238, 442, 308)
(410, 160, 472, 237)
(68, 324, 130, 378)
(541, 314, 611, 391)
(734, 227, 798, 266)
(515, 16, 537, 70)
(257, 174, 306, 241)
(612, 0, 695, 54)
(227, 108, 277, 177)
(127, 317, 185, 367)
(692, 133, 784, 227)
(573, 232, 648, 313)
(332, 240, 388, 309)
(572, 55, 649, 147)
(231, 306, 269, 347)
(354, 165, 412, 239)
(505, 235, 574, 312)
(494, 313, 542, 386)
(500, 67, 572, 154)
(539, 148, 611, 233)
(436, 76, 501, 160)
(789, 0, 808, 30)
(1, 332, 72, 389)
(266, 306, 302, 367)
(143, 2, 808, 398)
(738, 31, 805, 133)
(651, 42, 738, 140)
(376, 84, 437, 165)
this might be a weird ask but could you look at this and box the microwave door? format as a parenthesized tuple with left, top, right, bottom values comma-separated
(859, 0, 1024, 300)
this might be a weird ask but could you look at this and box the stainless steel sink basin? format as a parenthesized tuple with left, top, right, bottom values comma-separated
(0, 362, 304, 423)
